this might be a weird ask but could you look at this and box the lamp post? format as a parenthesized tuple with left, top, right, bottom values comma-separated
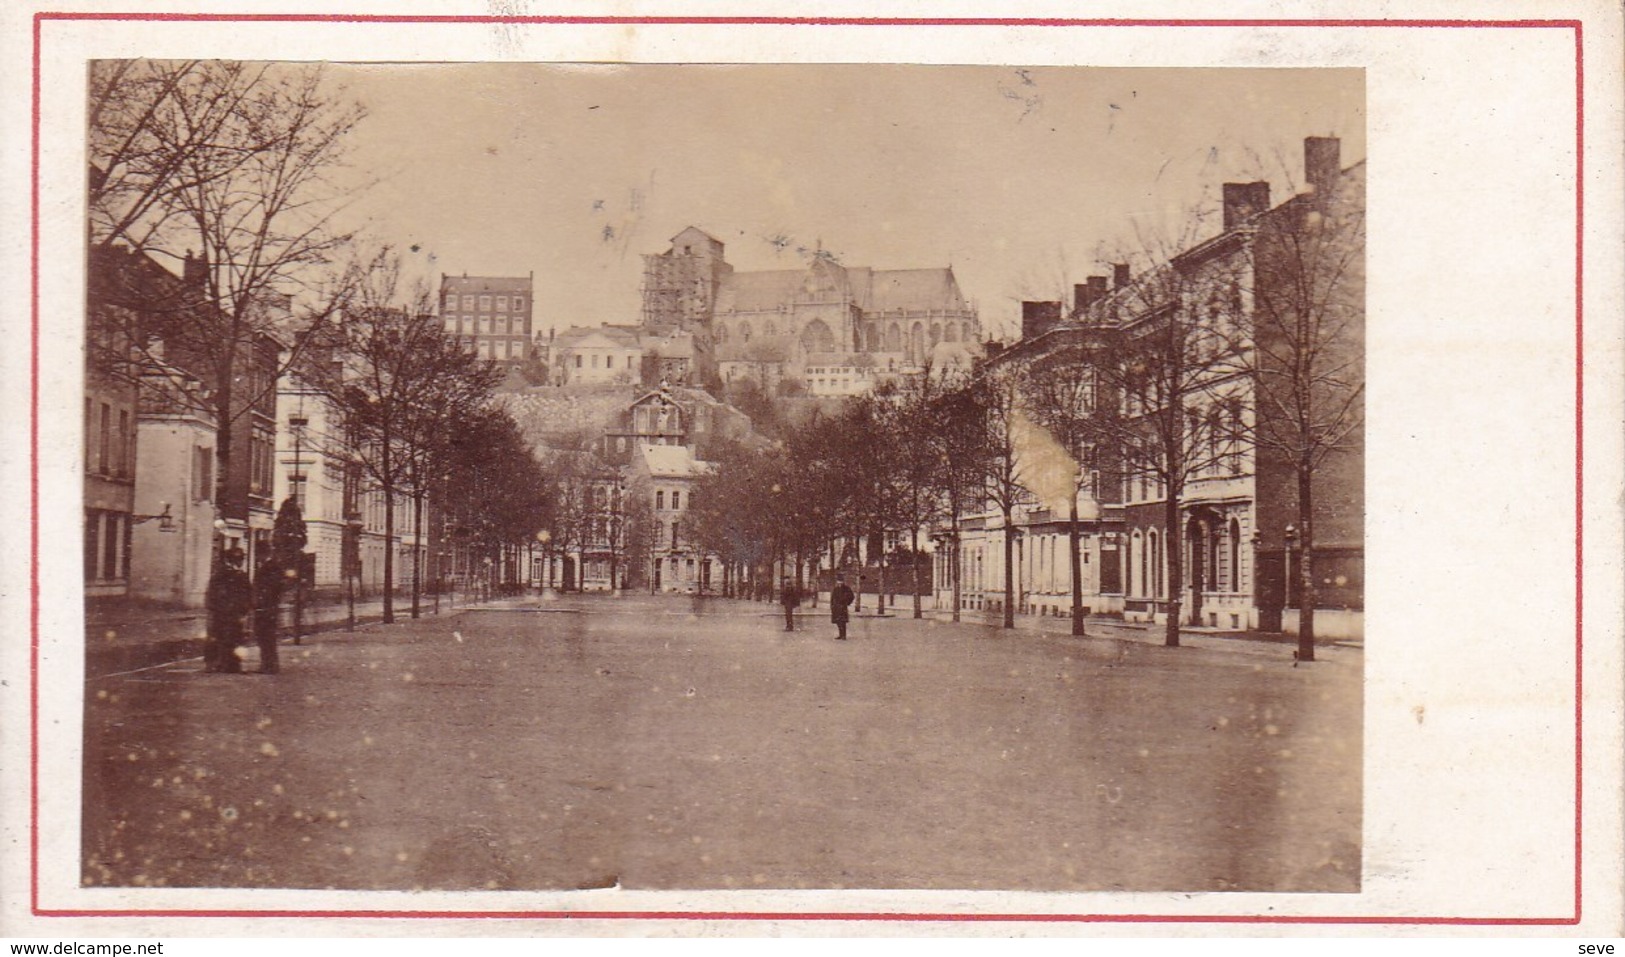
(536, 529, 556, 600)
(1283, 523, 1299, 614)
(287, 413, 308, 644)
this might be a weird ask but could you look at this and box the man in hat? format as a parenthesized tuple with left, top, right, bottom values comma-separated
(205, 547, 252, 673)
(830, 574, 855, 641)
(779, 576, 801, 632)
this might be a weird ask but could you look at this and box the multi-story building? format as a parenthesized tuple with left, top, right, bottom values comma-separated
(549, 325, 644, 385)
(944, 136, 1363, 639)
(626, 443, 717, 593)
(439, 274, 534, 367)
(85, 246, 158, 599)
(641, 227, 983, 393)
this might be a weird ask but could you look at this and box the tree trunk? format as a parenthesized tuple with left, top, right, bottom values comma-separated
(1069, 492, 1085, 637)
(1002, 509, 1016, 629)
(410, 487, 423, 619)
(949, 499, 962, 623)
(1297, 462, 1317, 662)
(1163, 487, 1181, 647)
(381, 485, 395, 624)
(911, 525, 923, 619)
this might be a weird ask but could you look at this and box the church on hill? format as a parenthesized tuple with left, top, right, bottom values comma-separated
(640, 226, 983, 394)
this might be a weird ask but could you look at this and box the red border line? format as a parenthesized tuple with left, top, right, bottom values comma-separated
(29, 8, 45, 924)
(35, 12, 1587, 927)
(1572, 18, 1586, 927)
(33, 12, 1587, 29)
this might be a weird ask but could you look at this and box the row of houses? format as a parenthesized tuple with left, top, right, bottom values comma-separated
(939, 136, 1365, 639)
(87, 247, 431, 609)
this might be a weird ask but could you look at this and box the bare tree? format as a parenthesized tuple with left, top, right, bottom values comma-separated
(1088, 220, 1248, 648)
(965, 369, 1032, 630)
(88, 61, 367, 647)
(1018, 333, 1110, 637)
(1247, 164, 1365, 660)
(333, 248, 500, 623)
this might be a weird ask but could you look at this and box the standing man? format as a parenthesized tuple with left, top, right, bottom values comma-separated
(831, 573, 855, 641)
(779, 576, 801, 632)
(252, 555, 284, 675)
(205, 547, 252, 673)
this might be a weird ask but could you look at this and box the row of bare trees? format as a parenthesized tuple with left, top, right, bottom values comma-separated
(88, 60, 551, 618)
(682, 164, 1360, 657)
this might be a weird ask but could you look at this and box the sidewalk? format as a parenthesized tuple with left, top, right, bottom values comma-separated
(84, 591, 477, 677)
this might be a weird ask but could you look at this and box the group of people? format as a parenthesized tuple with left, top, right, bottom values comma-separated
(203, 546, 288, 674)
(779, 574, 857, 640)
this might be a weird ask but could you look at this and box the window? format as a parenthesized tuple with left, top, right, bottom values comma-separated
(84, 398, 92, 471)
(496, 316, 508, 335)
(591, 354, 600, 368)
(116, 409, 131, 477)
(656, 490, 665, 510)
(462, 295, 475, 309)
(444, 317, 458, 333)
(575, 354, 583, 368)
(478, 340, 491, 358)
(445, 293, 457, 311)
(289, 472, 307, 512)
(194, 446, 213, 502)
(671, 491, 680, 510)
(98, 402, 110, 473)
(496, 296, 508, 311)
(102, 512, 120, 580)
(513, 296, 524, 311)
(84, 509, 99, 581)
(670, 521, 680, 548)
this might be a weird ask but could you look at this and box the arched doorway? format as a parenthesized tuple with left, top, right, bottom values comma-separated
(1186, 516, 1206, 625)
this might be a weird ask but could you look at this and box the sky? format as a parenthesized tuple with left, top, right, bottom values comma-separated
(325, 64, 1363, 341)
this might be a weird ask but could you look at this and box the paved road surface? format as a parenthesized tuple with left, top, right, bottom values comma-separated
(82, 594, 1361, 893)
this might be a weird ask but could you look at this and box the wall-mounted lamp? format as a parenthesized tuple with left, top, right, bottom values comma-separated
(133, 502, 176, 532)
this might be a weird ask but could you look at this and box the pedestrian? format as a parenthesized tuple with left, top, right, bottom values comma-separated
(205, 547, 252, 673)
(251, 555, 284, 675)
(830, 573, 855, 641)
(779, 576, 801, 632)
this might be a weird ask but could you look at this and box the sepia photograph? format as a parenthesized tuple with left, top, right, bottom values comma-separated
(5, 3, 1620, 939)
(78, 61, 1364, 895)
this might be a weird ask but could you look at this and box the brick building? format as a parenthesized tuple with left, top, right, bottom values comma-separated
(440, 274, 534, 367)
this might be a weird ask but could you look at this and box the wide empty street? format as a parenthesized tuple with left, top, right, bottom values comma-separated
(82, 595, 1361, 894)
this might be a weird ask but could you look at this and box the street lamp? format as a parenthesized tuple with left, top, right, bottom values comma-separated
(132, 502, 176, 532)
(1283, 523, 1299, 611)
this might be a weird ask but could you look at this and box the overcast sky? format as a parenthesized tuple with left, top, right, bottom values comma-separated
(327, 64, 1363, 340)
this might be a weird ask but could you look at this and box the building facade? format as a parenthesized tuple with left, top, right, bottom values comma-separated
(440, 274, 534, 367)
(943, 136, 1363, 639)
(642, 227, 983, 393)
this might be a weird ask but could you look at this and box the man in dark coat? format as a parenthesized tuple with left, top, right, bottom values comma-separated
(779, 576, 801, 631)
(251, 556, 284, 674)
(205, 547, 252, 673)
(830, 574, 855, 640)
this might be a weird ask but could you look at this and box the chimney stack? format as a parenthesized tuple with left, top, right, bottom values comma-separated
(1222, 181, 1271, 230)
(1113, 263, 1131, 289)
(1021, 300, 1063, 340)
(1304, 136, 1341, 196)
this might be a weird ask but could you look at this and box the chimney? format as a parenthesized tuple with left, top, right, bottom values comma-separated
(1072, 283, 1093, 315)
(182, 249, 208, 287)
(1087, 275, 1108, 303)
(1113, 263, 1131, 290)
(1304, 136, 1341, 196)
(1222, 181, 1271, 230)
(1021, 300, 1062, 340)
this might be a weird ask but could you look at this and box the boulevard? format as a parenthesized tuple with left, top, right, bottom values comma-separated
(82, 594, 1361, 894)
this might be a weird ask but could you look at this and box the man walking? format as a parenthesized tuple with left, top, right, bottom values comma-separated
(831, 574, 855, 641)
(251, 555, 284, 675)
(779, 576, 801, 632)
(205, 547, 252, 673)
